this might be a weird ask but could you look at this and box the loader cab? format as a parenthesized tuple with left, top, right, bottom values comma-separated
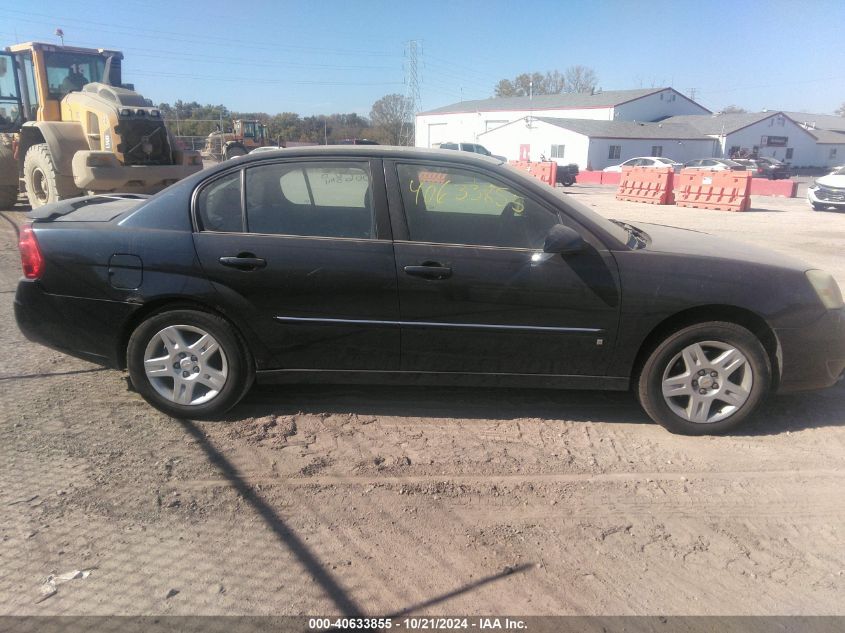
(6, 42, 122, 123)
(233, 119, 269, 146)
(0, 53, 24, 133)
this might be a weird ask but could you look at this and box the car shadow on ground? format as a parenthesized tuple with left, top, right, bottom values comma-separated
(216, 381, 844, 435)
(228, 384, 653, 425)
(177, 416, 533, 620)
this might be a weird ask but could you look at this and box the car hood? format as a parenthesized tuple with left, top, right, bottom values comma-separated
(634, 221, 810, 271)
(815, 174, 845, 188)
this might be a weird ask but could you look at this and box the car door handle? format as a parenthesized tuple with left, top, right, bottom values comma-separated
(403, 264, 452, 280)
(219, 255, 267, 270)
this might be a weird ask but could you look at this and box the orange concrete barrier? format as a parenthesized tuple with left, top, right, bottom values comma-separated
(601, 172, 621, 185)
(616, 166, 675, 205)
(508, 160, 557, 187)
(528, 161, 557, 187)
(674, 169, 752, 212)
(576, 171, 603, 184)
(749, 178, 798, 197)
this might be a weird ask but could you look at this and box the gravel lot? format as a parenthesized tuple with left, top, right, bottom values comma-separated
(0, 185, 843, 617)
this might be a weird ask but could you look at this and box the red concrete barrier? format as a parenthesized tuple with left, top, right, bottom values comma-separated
(616, 166, 675, 205)
(576, 171, 602, 184)
(749, 178, 798, 197)
(601, 172, 621, 185)
(674, 169, 752, 212)
(508, 160, 557, 187)
(528, 161, 557, 187)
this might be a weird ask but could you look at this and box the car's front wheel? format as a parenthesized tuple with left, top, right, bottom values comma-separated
(811, 202, 828, 211)
(127, 309, 253, 418)
(637, 322, 771, 435)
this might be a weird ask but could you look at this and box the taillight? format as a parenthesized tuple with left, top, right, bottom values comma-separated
(18, 224, 44, 279)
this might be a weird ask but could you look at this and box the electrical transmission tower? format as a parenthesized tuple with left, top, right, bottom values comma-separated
(400, 40, 421, 146)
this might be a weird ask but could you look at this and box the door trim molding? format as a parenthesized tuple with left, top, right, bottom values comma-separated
(274, 315, 602, 334)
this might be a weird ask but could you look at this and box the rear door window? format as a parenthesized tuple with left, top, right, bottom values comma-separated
(197, 171, 243, 232)
(245, 161, 375, 239)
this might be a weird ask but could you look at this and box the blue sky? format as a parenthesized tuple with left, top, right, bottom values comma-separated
(3, 0, 843, 116)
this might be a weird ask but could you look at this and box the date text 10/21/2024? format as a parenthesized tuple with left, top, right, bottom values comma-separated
(308, 617, 528, 630)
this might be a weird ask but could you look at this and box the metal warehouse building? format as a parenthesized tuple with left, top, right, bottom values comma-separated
(414, 87, 710, 149)
(416, 88, 844, 169)
(662, 111, 822, 168)
(477, 117, 716, 171)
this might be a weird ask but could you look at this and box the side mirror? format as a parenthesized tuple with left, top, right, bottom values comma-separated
(543, 224, 585, 255)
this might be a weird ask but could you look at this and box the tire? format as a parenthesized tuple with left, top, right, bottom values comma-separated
(562, 176, 575, 187)
(811, 202, 827, 211)
(223, 144, 247, 160)
(0, 186, 18, 209)
(23, 143, 82, 208)
(127, 309, 254, 418)
(0, 144, 19, 208)
(637, 321, 771, 435)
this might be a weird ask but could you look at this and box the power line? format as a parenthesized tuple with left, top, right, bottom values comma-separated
(4, 10, 399, 57)
(129, 70, 403, 87)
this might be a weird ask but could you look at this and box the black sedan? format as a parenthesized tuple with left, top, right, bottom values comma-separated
(733, 157, 792, 180)
(14, 147, 845, 434)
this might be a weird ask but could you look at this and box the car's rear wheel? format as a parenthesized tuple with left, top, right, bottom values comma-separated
(637, 322, 771, 435)
(127, 309, 253, 418)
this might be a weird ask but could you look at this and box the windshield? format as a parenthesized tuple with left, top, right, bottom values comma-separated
(44, 51, 108, 99)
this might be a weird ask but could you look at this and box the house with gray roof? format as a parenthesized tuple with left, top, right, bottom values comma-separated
(477, 116, 717, 170)
(662, 111, 823, 167)
(415, 87, 710, 151)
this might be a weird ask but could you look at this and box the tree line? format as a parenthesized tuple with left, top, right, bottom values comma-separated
(159, 94, 413, 145)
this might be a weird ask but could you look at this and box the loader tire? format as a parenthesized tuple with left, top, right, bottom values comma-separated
(0, 144, 18, 208)
(0, 186, 17, 209)
(23, 143, 81, 208)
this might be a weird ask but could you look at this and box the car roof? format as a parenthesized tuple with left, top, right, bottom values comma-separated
(215, 145, 503, 171)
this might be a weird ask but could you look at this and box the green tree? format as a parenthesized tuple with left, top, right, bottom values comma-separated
(370, 94, 412, 145)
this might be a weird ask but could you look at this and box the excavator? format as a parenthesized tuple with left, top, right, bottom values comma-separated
(0, 41, 202, 208)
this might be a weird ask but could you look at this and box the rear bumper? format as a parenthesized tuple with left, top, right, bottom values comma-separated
(71, 151, 202, 193)
(14, 279, 136, 368)
(775, 308, 845, 392)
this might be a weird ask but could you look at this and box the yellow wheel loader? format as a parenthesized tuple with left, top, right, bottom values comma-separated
(201, 119, 275, 162)
(0, 42, 202, 208)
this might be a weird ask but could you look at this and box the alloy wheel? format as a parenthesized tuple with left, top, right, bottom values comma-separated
(142, 325, 228, 406)
(661, 340, 753, 424)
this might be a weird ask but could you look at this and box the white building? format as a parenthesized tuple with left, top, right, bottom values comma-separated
(478, 117, 716, 170)
(415, 87, 710, 149)
(663, 111, 821, 167)
(783, 111, 845, 168)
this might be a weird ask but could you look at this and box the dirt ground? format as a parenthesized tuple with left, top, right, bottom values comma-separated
(0, 185, 843, 617)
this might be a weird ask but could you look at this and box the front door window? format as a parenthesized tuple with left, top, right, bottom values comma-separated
(395, 163, 560, 250)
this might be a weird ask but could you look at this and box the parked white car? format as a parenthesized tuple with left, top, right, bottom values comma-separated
(603, 157, 682, 172)
(808, 166, 845, 211)
(683, 158, 746, 171)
